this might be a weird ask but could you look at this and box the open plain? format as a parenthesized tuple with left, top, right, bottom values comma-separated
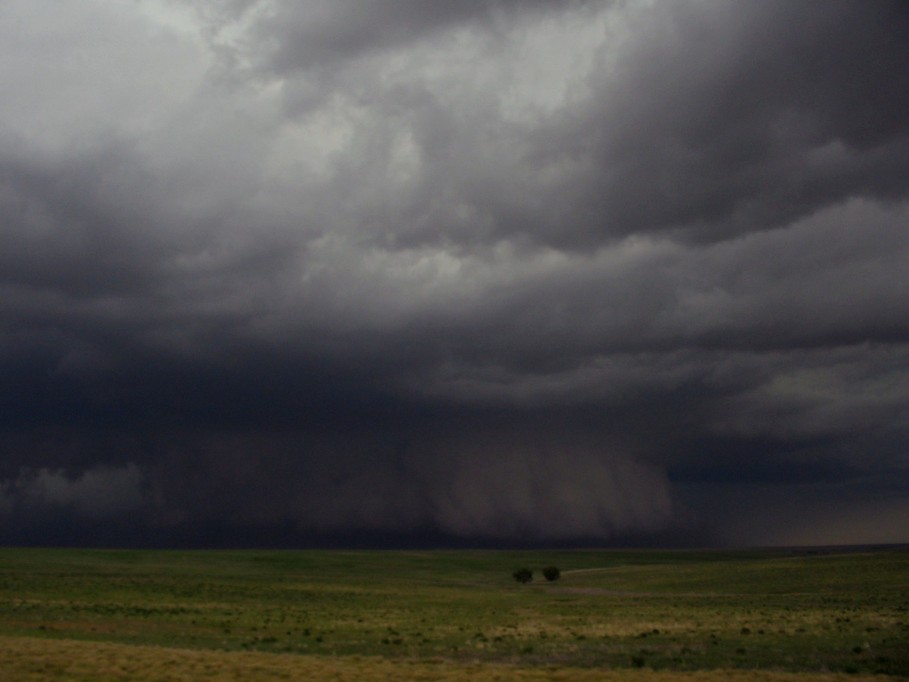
(0, 547, 906, 680)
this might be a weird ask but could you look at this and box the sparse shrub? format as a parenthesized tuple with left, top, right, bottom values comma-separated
(542, 565, 561, 582)
(513, 568, 533, 584)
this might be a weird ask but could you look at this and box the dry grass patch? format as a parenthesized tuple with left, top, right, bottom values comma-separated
(0, 636, 896, 682)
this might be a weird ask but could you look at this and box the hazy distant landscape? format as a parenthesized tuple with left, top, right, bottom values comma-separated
(1, 546, 906, 680)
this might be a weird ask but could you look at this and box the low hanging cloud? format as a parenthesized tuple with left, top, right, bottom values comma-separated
(1, 463, 144, 519)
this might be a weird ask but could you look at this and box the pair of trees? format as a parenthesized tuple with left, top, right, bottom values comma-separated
(512, 565, 560, 583)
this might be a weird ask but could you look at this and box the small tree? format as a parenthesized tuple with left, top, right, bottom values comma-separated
(542, 565, 561, 582)
(512, 567, 533, 584)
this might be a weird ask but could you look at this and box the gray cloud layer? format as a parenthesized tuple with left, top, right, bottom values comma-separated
(1, 0, 908, 546)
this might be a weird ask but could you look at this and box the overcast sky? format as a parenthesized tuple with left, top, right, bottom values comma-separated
(2, 0, 908, 548)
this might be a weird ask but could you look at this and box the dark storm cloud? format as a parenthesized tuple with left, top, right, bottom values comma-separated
(0, 150, 162, 297)
(1, 0, 908, 546)
(532, 0, 909, 245)
(252, 0, 597, 73)
(233, 0, 909, 250)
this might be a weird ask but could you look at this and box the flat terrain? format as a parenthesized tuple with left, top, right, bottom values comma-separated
(0, 547, 906, 680)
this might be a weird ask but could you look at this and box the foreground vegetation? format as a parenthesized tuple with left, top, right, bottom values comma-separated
(0, 547, 906, 680)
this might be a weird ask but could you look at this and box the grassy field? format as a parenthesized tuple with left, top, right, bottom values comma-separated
(0, 547, 906, 680)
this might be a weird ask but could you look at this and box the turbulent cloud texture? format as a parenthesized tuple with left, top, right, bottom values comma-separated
(1, 0, 908, 546)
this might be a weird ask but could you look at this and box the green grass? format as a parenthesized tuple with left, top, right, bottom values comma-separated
(0, 547, 907, 678)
